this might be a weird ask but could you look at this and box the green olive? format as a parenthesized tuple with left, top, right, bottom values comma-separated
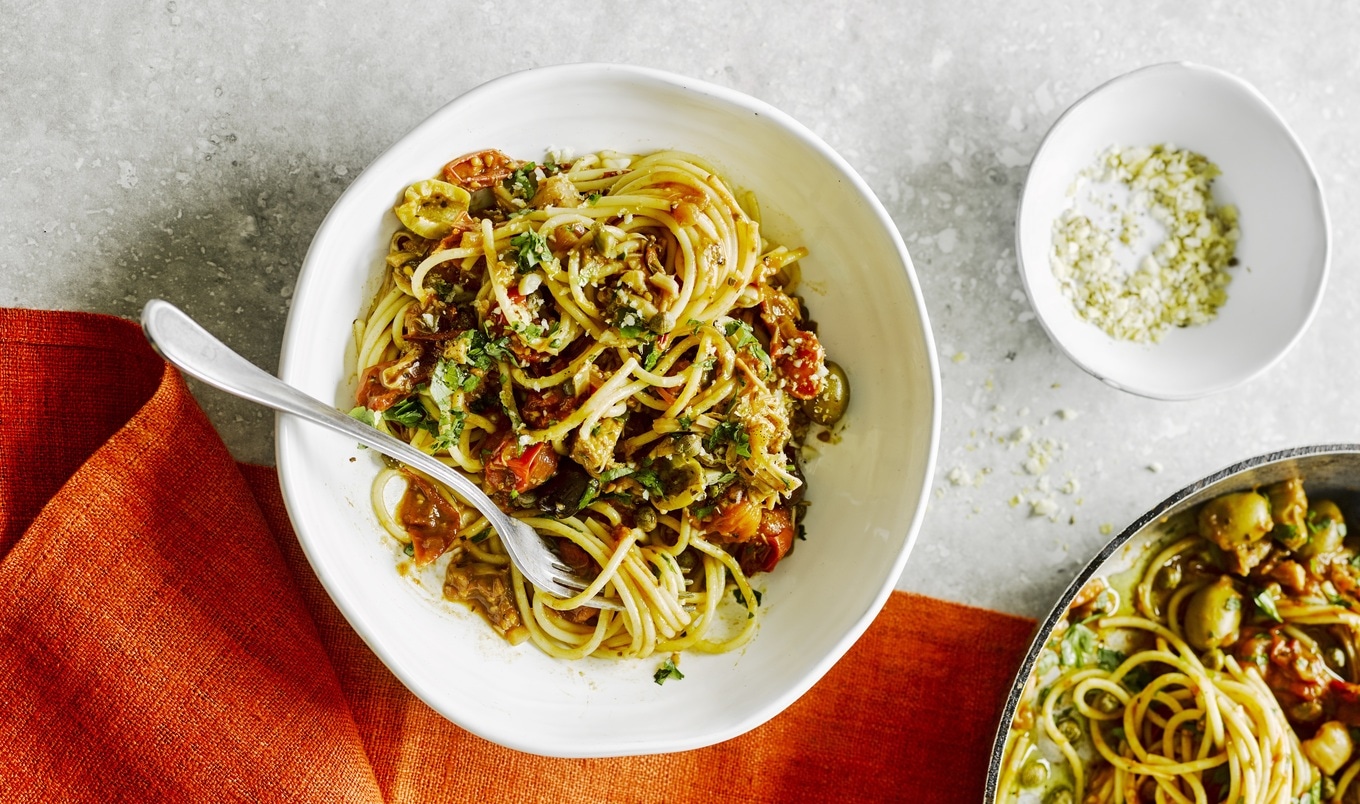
(1266, 479, 1309, 549)
(1043, 787, 1075, 804)
(393, 179, 472, 239)
(1184, 575, 1243, 651)
(1019, 758, 1050, 788)
(1154, 561, 1183, 591)
(1197, 491, 1273, 550)
(1298, 499, 1347, 558)
(804, 360, 849, 426)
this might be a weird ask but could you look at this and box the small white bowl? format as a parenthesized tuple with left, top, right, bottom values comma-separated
(276, 64, 940, 757)
(1017, 62, 1330, 400)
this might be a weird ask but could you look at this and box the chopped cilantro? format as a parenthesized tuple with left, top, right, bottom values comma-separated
(510, 229, 553, 274)
(653, 657, 684, 685)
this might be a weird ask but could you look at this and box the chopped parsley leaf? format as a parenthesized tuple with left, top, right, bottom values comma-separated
(642, 340, 662, 371)
(577, 480, 600, 511)
(633, 468, 665, 497)
(1058, 622, 1096, 668)
(480, 329, 517, 365)
(1096, 647, 1125, 672)
(653, 657, 684, 685)
(732, 586, 763, 608)
(348, 406, 377, 427)
(505, 162, 538, 201)
(722, 319, 771, 366)
(510, 229, 553, 274)
(706, 420, 752, 458)
(1254, 589, 1283, 623)
(598, 465, 635, 482)
(384, 396, 436, 434)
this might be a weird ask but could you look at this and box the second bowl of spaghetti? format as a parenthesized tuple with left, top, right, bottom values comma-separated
(277, 64, 939, 757)
(987, 445, 1360, 802)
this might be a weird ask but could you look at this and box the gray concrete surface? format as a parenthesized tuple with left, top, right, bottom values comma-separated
(4, 1, 1359, 618)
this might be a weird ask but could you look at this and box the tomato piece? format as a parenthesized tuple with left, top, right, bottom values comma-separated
(356, 350, 436, 411)
(519, 386, 582, 429)
(772, 327, 826, 401)
(356, 361, 404, 412)
(395, 470, 462, 565)
(709, 496, 761, 541)
(441, 149, 518, 190)
(737, 507, 796, 576)
(482, 431, 559, 495)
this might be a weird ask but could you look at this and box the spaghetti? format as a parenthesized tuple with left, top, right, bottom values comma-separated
(349, 149, 848, 661)
(1000, 480, 1360, 803)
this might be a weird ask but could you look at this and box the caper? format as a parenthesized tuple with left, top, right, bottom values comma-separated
(636, 506, 658, 532)
(1197, 491, 1273, 550)
(804, 360, 849, 426)
(1183, 575, 1243, 651)
(1019, 758, 1050, 788)
(1089, 690, 1121, 714)
(1299, 499, 1347, 558)
(1055, 717, 1083, 744)
(1322, 776, 1337, 800)
(1043, 787, 1074, 804)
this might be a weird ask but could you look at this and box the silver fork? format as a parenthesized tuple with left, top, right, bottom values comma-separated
(141, 299, 615, 608)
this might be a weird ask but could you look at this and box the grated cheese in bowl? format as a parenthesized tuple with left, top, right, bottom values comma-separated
(1049, 144, 1242, 343)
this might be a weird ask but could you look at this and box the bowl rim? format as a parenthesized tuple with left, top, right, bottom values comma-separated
(274, 61, 942, 756)
(1014, 60, 1332, 401)
(982, 442, 1360, 800)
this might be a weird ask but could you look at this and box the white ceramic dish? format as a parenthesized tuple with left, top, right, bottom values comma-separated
(276, 63, 940, 757)
(1016, 62, 1330, 400)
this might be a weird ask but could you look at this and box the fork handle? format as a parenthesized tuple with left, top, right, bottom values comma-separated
(140, 299, 513, 539)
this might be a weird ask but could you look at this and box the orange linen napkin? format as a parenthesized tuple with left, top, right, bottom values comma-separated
(0, 308, 1037, 803)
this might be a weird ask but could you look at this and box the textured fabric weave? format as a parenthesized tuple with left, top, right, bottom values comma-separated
(0, 308, 1036, 803)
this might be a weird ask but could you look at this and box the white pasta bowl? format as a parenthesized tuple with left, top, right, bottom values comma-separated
(1016, 62, 1329, 400)
(276, 64, 939, 757)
